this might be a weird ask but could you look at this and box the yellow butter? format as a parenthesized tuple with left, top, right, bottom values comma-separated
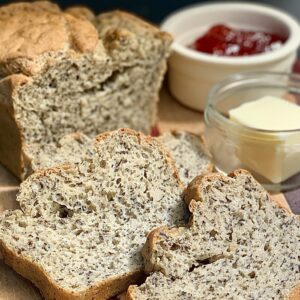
(229, 96, 300, 184)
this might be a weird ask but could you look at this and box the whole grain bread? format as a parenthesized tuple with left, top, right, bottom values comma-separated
(158, 131, 212, 186)
(127, 170, 300, 300)
(31, 132, 92, 171)
(30, 130, 212, 183)
(0, 2, 172, 180)
(0, 129, 188, 300)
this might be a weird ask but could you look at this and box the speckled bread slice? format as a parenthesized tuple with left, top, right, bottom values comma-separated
(158, 131, 212, 186)
(33, 130, 212, 182)
(127, 170, 300, 300)
(0, 2, 172, 180)
(31, 132, 92, 171)
(0, 129, 188, 300)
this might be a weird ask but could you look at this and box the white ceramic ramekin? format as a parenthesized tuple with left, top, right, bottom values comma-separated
(161, 2, 300, 111)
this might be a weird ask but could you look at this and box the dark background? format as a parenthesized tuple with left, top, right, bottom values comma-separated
(0, 0, 299, 23)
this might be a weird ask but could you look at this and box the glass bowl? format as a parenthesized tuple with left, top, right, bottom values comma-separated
(204, 72, 300, 192)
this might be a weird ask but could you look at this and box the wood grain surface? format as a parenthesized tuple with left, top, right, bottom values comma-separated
(0, 87, 296, 300)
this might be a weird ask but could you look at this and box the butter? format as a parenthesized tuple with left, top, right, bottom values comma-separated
(229, 96, 300, 184)
(229, 96, 300, 131)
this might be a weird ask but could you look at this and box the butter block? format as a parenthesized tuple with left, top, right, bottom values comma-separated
(229, 96, 300, 184)
(229, 96, 300, 130)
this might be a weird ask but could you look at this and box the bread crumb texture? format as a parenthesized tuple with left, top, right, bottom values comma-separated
(158, 131, 211, 186)
(0, 129, 188, 300)
(34, 130, 212, 186)
(128, 170, 300, 300)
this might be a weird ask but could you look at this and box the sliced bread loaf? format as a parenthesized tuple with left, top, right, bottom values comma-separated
(158, 131, 212, 186)
(0, 129, 188, 300)
(0, 2, 172, 180)
(127, 170, 300, 300)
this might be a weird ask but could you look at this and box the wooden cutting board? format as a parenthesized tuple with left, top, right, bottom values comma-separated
(0, 87, 297, 299)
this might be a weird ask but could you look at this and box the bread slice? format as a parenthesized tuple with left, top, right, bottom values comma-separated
(0, 2, 172, 180)
(127, 170, 300, 300)
(31, 130, 212, 184)
(0, 129, 188, 300)
(158, 131, 212, 186)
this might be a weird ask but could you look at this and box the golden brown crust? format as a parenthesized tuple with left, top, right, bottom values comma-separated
(141, 225, 187, 275)
(0, 74, 30, 180)
(287, 283, 300, 300)
(96, 10, 172, 44)
(184, 175, 205, 207)
(126, 275, 300, 300)
(0, 240, 145, 300)
(0, 1, 98, 76)
(125, 286, 138, 300)
(65, 6, 95, 21)
(63, 14, 98, 53)
(141, 226, 167, 274)
(98, 10, 160, 32)
(184, 169, 256, 207)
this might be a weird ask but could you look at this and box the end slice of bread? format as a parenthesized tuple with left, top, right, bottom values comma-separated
(127, 170, 300, 300)
(0, 129, 188, 300)
(158, 131, 212, 186)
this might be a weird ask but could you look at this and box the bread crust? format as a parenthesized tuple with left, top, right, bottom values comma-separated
(185, 169, 260, 207)
(0, 240, 144, 300)
(96, 10, 172, 42)
(126, 283, 300, 300)
(141, 225, 187, 275)
(0, 1, 98, 77)
(0, 74, 31, 180)
(65, 6, 95, 21)
(125, 286, 138, 300)
(287, 284, 300, 300)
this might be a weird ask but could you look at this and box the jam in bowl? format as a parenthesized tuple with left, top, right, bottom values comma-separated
(161, 3, 300, 111)
(191, 24, 287, 56)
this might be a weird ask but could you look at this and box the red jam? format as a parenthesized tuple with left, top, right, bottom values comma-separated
(192, 24, 286, 56)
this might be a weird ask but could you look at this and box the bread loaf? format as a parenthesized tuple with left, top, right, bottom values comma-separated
(127, 170, 300, 299)
(0, 2, 172, 180)
(0, 129, 188, 300)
